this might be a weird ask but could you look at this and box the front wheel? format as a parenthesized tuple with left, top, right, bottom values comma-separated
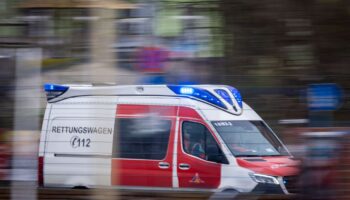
(72, 185, 89, 189)
(209, 189, 239, 200)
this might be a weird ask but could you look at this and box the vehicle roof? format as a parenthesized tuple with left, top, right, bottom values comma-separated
(44, 84, 246, 115)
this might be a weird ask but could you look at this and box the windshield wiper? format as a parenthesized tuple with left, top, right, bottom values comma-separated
(235, 154, 281, 157)
(235, 155, 263, 157)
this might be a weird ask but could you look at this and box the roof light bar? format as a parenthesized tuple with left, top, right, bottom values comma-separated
(44, 83, 69, 100)
(215, 89, 233, 105)
(227, 86, 243, 108)
(180, 87, 194, 94)
(44, 84, 69, 92)
(168, 85, 227, 109)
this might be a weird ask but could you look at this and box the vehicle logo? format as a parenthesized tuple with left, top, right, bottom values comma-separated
(190, 173, 204, 184)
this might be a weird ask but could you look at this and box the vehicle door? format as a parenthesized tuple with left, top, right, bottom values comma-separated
(111, 104, 176, 188)
(177, 119, 228, 189)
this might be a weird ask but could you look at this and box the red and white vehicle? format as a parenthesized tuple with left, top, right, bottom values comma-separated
(39, 84, 299, 194)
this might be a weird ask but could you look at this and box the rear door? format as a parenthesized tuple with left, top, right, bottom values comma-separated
(112, 104, 177, 188)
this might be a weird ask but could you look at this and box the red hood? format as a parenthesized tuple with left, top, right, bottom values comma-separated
(236, 156, 300, 176)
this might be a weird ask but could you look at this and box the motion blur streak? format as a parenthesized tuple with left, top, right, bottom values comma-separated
(0, 0, 349, 199)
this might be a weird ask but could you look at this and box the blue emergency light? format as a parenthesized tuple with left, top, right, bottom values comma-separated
(167, 85, 227, 109)
(44, 83, 69, 100)
(215, 89, 233, 105)
(180, 87, 194, 94)
(227, 86, 243, 108)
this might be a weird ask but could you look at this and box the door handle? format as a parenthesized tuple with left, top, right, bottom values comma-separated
(158, 162, 170, 169)
(179, 163, 190, 170)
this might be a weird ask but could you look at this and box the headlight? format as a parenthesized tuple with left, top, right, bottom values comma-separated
(249, 173, 280, 185)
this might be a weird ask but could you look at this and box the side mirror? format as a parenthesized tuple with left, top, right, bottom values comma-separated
(208, 154, 223, 163)
(207, 145, 229, 164)
(208, 153, 230, 164)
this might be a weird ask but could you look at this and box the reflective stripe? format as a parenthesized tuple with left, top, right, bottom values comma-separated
(172, 116, 179, 188)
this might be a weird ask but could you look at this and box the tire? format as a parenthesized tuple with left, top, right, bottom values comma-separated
(209, 189, 239, 200)
(72, 186, 88, 189)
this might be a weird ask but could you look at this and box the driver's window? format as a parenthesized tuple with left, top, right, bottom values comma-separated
(182, 121, 228, 164)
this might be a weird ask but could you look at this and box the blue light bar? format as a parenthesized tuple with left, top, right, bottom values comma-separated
(227, 86, 243, 108)
(180, 87, 194, 94)
(44, 84, 69, 92)
(168, 85, 227, 109)
(44, 84, 69, 100)
(215, 89, 233, 105)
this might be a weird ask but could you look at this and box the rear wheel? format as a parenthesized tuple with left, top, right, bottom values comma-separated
(72, 186, 89, 189)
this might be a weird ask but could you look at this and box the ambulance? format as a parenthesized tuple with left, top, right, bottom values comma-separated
(39, 84, 299, 194)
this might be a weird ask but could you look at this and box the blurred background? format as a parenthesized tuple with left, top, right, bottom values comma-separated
(0, 0, 349, 199)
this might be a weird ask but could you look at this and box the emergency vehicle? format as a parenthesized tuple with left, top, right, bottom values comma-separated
(39, 84, 299, 194)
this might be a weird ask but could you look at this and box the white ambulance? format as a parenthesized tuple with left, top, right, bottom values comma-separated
(39, 84, 299, 194)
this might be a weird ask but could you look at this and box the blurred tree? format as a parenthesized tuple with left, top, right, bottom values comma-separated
(218, 0, 350, 127)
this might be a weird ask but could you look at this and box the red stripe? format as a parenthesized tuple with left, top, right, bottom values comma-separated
(117, 105, 177, 116)
(178, 107, 202, 119)
(236, 157, 300, 176)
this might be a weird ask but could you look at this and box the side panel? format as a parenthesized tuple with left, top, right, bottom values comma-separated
(219, 164, 257, 192)
(112, 104, 177, 188)
(43, 97, 117, 187)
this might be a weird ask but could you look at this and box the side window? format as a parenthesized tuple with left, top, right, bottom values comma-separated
(113, 118, 171, 160)
(182, 121, 228, 164)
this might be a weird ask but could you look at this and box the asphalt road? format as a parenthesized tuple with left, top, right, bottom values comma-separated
(0, 186, 296, 200)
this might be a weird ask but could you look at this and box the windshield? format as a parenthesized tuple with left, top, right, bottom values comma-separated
(212, 121, 289, 157)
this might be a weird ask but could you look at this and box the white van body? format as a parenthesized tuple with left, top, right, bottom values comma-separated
(39, 84, 299, 194)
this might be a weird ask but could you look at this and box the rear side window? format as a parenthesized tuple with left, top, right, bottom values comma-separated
(113, 118, 171, 160)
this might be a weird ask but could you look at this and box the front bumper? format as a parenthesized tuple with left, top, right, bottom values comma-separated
(251, 183, 285, 194)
